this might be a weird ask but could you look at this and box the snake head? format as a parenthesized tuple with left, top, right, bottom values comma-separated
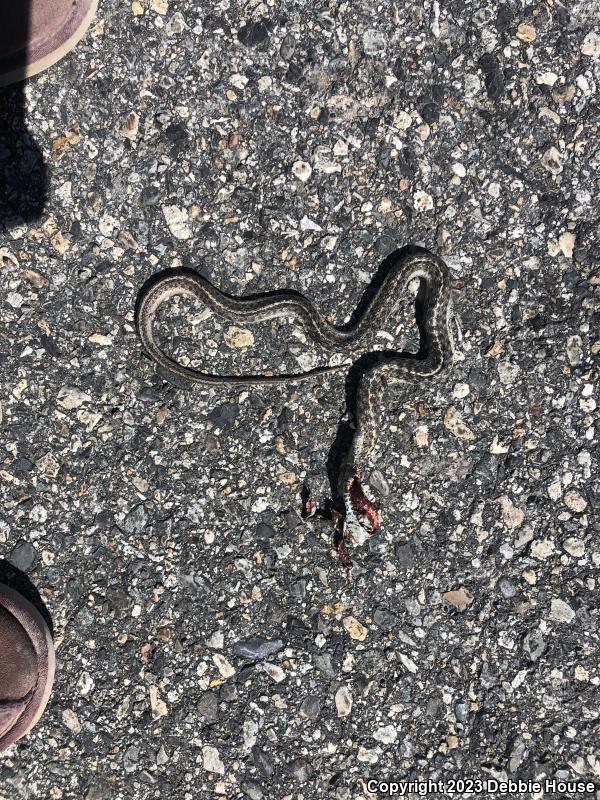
(343, 476, 380, 545)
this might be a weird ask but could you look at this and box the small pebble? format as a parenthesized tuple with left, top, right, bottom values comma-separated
(563, 537, 585, 557)
(197, 692, 218, 723)
(292, 160, 312, 182)
(358, 746, 380, 764)
(279, 33, 295, 60)
(413, 190, 434, 211)
(343, 616, 368, 641)
(516, 23, 536, 42)
(203, 745, 225, 775)
(335, 686, 353, 717)
(444, 406, 475, 441)
(549, 599, 576, 624)
(149, 685, 168, 719)
(564, 490, 587, 513)
(530, 539, 555, 560)
(541, 147, 563, 175)
(566, 335, 583, 366)
(414, 425, 429, 447)
(213, 654, 235, 678)
(233, 637, 284, 661)
(8, 539, 38, 571)
(56, 386, 91, 410)
(498, 578, 516, 598)
(299, 695, 322, 720)
(523, 629, 545, 661)
(162, 205, 191, 239)
(62, 709, 81, 734)
(252, 746, 274, 778)
(121, 504, 149, 534)
(443, 586, 474, 612)
(77, 672, 94, 697)
(581, 31, 600, 56)
(262, 662, 286, 682)
(225, 326, 254, 348)
(368, 469, 390, 496)
(373, 724, 397, 744)
(238, 18, 270, 47)
(499, 496, 524, 529)
(452, 383, 470, 398)
(288, 758, 313, 783)
(242, 781, 264, 800)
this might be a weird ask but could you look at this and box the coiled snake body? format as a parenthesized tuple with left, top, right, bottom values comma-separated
(136, 251, 455, 566)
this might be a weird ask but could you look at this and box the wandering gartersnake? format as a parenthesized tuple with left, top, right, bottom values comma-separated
(135, 251, 455, 564)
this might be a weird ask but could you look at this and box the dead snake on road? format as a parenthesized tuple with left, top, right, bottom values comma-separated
(135, 251, 455, 569)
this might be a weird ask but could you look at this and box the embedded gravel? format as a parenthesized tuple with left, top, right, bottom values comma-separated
(0, 2, 599, 800)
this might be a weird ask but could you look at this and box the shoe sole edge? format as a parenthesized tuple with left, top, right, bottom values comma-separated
(0, 0, 98, 87)
(0, 582, 56, 752)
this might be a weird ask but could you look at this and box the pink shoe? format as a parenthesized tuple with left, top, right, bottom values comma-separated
(0, 0, 98, 87)
(0, 583, 55, 752)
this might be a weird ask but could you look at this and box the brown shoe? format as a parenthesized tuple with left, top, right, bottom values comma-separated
(0, 0, 98, 87)
(0, 583, 55, 752)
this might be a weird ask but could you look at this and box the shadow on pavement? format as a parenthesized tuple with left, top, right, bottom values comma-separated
(0, 1, 48, 228)
(0, 560, 54, 637)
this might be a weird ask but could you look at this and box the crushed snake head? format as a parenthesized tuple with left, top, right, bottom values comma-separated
(342, 475, 380, 549)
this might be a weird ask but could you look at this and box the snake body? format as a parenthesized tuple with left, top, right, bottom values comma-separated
(135, 251, 455, 553)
